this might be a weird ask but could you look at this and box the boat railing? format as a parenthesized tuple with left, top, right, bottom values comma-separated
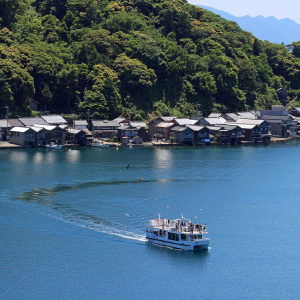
(148, 220, 207, 234)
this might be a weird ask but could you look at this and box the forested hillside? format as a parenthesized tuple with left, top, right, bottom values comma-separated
(1, 0, 300, 120)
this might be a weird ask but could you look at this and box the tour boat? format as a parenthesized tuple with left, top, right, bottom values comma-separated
(146, 214, 210, 250)
(45, 142, 63, 149)
(90, 140, 110, 148)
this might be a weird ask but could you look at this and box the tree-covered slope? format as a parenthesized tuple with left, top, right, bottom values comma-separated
(1, 0, 300, 120)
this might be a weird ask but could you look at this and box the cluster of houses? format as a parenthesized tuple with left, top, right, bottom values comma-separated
(1, 105, 300, 147)
(0, 115, 150, 147)
(150, 105, 300, 145)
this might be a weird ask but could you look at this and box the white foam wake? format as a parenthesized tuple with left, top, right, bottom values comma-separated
(51, 214, 147, 242)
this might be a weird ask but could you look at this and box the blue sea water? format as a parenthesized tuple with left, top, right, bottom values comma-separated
(1, 142, 300, 299)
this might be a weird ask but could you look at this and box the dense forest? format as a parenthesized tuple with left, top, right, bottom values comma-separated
(1, 0, 300, 120)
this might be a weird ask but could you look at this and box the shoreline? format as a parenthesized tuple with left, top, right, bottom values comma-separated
(1, 135, 300, 149)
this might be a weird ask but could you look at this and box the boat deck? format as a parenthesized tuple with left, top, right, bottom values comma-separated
(148, 223, 207, 235)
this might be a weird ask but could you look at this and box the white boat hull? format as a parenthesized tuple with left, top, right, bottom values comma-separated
(45, 144, 63, 149)
(90, 143, 110, 148)
(146, 236, 210, 251)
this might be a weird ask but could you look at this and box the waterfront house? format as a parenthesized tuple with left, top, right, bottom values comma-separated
(235, 119, 271, 141)
(171, 126, 194, 145)
(31, 126, 50, 146)
(233, 124, 262, 142)
(117, 124, 143, 144)
(118, 124, 150, 144)
(261, 115, 295, 137)
(188, 125, 210, 145)
(218, 125, 243, 144)
(10, 127, 36, 147)
(154, 122, 175, 141)
(206, 126, 222, 139)
(67, 128, 90, 145)
(34, 124, 66, 144)
(41, 115, 68, 126)
(82, 129, 94, 144)
(91, 120, 119, 138)
(148, 116, 176, 137)
(74, 120, 88, 130)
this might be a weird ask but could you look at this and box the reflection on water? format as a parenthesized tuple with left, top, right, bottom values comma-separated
(9, 151, 29, 163)
(154, 148, 174, 169)
(66, 149, 80, 163)
(32, 151, 44, 164)
(44, 150, 57, 163)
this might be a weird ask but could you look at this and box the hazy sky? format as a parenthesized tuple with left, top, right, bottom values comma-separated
(188, 1, 300, 24)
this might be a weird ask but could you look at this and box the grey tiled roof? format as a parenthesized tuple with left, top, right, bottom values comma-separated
(220, 125, 240, 131)
(262, 115, 293, 121)
(0, 119, 11, 128)
(67, 128, 82, 134)
(202, 117, 226, 125)
(160, 116, 176, 122)
(235, 119, 266, 125)
(10, 127, 31, 133)
(225, 113, 240, 121)
(41, 115, 67, 124)
(92, 120, 120, 127)
(19, 117, 48, 126)
(171, 125, 190, 132)
(175, 118, 197, 126)
(74, 120, 88, 125)
(7, 119, 23, 127)
(188, 125, 207, 132)
(129, 121, 147, 128)
(237, 112, 256, 119)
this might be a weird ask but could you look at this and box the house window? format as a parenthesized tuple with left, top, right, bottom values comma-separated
(25, 133, 33, 139)
(232, 132, 235, 136)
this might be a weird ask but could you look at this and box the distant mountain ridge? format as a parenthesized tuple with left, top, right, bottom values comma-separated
(200, 5, 300, 44)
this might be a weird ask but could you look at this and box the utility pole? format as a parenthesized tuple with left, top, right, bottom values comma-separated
(196, 104, 201, 117)
(87, 108, 90, 130)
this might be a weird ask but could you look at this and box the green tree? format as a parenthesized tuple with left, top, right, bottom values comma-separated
(80, 64, 121, 118)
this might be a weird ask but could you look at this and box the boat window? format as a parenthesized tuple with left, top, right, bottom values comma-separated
(168, 232, 176, 240)
(199, 235, 202, 239)
(175, 234, 179, 241)
(181, 234, 186, 241)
